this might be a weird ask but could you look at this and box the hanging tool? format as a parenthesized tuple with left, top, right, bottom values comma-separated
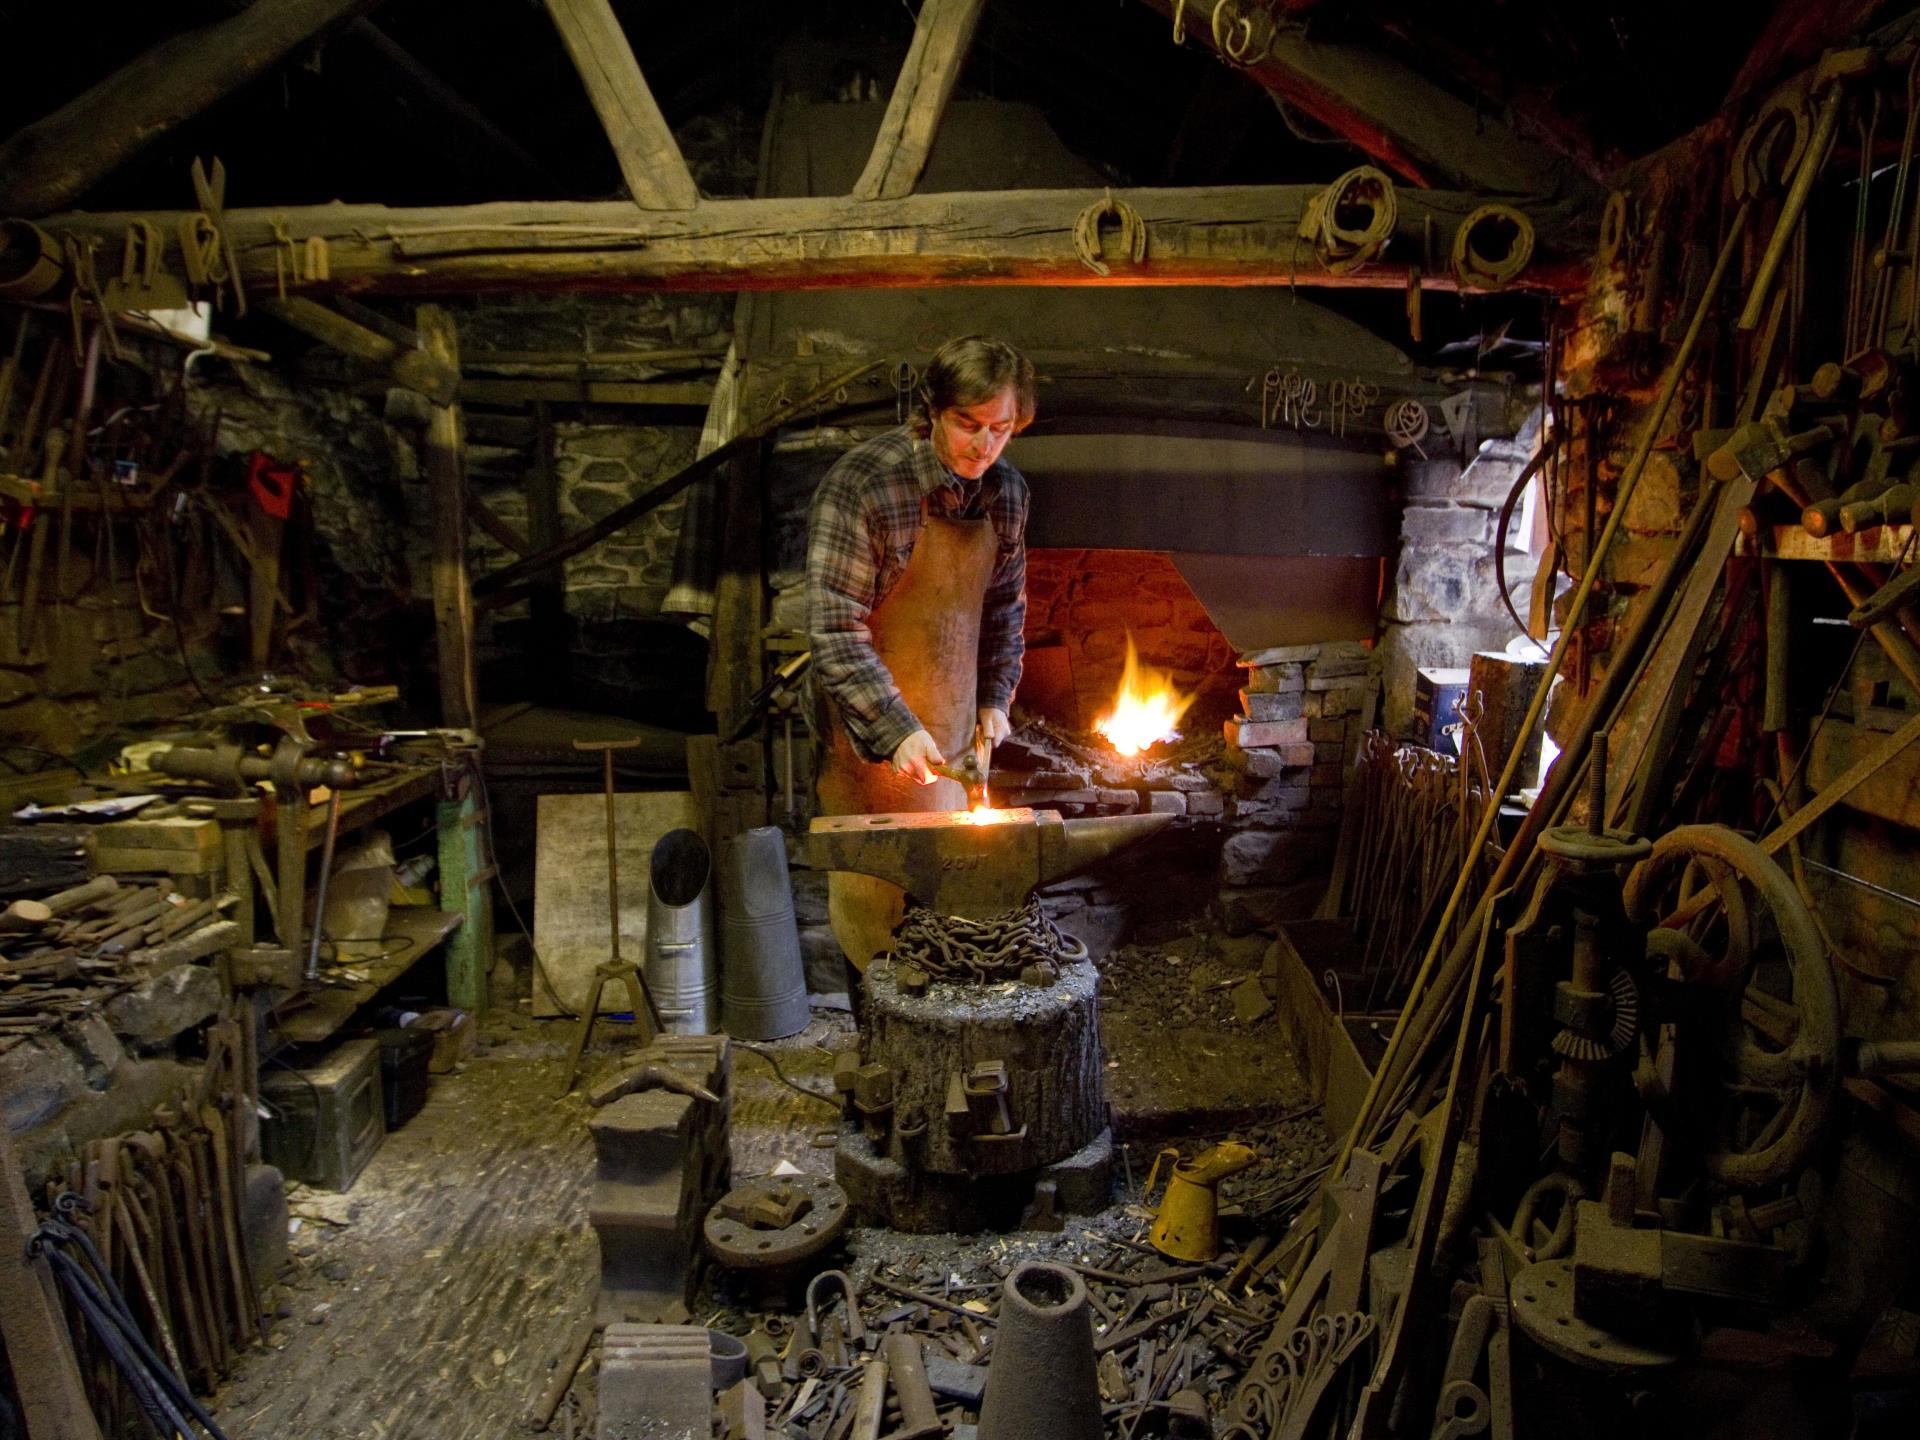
(558, 737, 665, 1097)
(15, 428, 64, 651)
(243, 449, 298, 669)
(1738, 50, 1875, 331)
(180, 158, 245, 316)
(102, 220, 188, 315)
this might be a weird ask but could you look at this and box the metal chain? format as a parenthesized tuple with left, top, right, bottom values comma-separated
(890, 895, 1089, 980)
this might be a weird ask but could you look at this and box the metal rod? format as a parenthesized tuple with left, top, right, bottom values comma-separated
(602, 749, 621, 964)
(304, 792, 342, 980)
(1796, 855, 1920, 911)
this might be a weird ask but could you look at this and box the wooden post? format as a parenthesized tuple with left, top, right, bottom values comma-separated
(542, 0, 699, 210)
(853, 0, 985, 201)
(437, 780, 494, 1015)
(418, 305, 478, 731)
(0, 1124, 104, 1440)
(526, 401, 569, 698)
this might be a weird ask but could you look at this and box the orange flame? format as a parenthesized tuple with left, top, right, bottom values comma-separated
(1094, 636, 1197, 757)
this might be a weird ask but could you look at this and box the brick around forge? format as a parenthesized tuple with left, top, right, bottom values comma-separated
(1225, 717, 1309, 748)
(1228, 746, 1311, 780)
(1240, 690, 1305, 722)
(1305, 686, 1374, 719)
(1236, 644, 1322, 666)
(1242, 663, 1305, 694)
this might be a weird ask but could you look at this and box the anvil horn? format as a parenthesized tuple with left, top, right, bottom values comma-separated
(1039, 812, 1177, 888)
(806, 807, 1176, 920)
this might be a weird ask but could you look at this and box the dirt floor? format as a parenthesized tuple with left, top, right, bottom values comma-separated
(207, 922, 1326, 1438)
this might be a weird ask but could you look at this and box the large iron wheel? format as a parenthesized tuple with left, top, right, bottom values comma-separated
(1623, 825, 1839, 1189)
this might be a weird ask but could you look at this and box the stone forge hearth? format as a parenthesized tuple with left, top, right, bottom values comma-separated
(1019, 548, 1243, 736)
(993, 635, 1379, 954)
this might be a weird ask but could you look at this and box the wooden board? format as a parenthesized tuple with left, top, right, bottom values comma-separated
(0, 1123, 102, 1439)
(532, 791, 700, 1016)
(275, 908, 464, 1045)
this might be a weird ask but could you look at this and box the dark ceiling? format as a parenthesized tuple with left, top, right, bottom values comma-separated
(0, 0, 1816, 216)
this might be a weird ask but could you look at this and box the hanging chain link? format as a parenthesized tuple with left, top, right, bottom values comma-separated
(890, 895, 1089, 980)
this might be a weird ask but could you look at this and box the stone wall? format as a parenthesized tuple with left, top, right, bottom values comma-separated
(1377, 433, 1544, 739)
(409, 291, 735, 717)
(1216, 642, 1379, 930)
(0, 333, 416, 763)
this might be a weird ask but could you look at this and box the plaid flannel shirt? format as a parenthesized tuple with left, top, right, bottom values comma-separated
(806, 425, 1028, 764)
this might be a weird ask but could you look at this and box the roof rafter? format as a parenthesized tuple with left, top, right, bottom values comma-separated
(0, 0, 386, 218)
(853, 0, 986, 200)
(1131, 0, 1583, 196)
(541, 0, 699, 209)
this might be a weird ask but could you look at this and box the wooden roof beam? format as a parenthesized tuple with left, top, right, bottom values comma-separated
(542, 0, 698, 210)
(256, 295, 459, 403)
(37, 185, 1591, 296)
(0, 0, 386, 218)
(1131, 0, 1585, 196)
(853, 0, 986, 200)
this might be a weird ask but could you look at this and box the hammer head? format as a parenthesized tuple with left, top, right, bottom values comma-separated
(1707, 418, 1841, 485)
(806, 806, 1175, 919)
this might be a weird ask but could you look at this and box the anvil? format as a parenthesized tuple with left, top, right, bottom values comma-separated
(806, 806, 1175, 919)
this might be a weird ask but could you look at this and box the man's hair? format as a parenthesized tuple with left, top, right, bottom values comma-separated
(915, 335, 1036, 435)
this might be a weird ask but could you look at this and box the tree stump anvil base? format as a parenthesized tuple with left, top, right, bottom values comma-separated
(831, 957, 1113, 1231)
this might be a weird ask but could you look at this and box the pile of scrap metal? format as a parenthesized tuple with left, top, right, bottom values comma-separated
(1331, 727, 1497, 1014)
(29, 1000, 273, 1436)
(0, 874, 238, 1050)
(579, 1234, 1329, 1440)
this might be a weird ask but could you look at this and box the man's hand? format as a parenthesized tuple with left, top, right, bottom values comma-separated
(891, 729, 946, 785)
(977, 707, 1012, 748)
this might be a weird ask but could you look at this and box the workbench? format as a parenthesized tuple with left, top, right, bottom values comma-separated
(273, 906, 465, 1045)
(92, 760, 493, 1030)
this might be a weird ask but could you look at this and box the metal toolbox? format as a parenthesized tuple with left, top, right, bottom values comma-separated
(261, 1038, 385, 1192)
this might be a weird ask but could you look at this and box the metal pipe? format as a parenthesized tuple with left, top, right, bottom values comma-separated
(304, 792, 341, 980)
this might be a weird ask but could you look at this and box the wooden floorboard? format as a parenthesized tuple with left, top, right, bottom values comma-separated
(212, 1015, 602, 1440)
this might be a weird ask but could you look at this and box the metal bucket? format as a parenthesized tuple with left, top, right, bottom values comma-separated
(646, 828, 716, 1034)
(718, 826, 809, 1040)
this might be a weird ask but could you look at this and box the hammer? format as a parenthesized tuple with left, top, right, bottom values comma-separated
(1705, 418, 1844, 491)
(928, 720, 993, 807)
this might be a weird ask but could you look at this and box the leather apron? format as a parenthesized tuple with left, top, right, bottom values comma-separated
(817, 512, 1000, 971)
